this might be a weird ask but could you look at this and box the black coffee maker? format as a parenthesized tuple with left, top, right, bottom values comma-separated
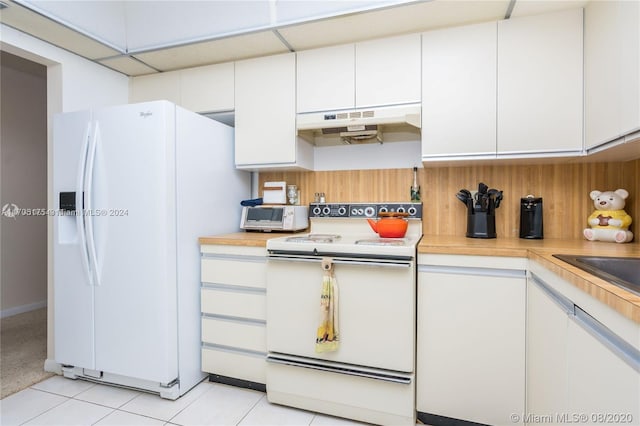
(519, 195, 543, 239)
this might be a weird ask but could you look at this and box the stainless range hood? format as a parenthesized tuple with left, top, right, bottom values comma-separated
(297, 103, 421, 145)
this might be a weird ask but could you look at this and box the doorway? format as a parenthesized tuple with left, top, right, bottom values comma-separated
(0, 51, 50, 398)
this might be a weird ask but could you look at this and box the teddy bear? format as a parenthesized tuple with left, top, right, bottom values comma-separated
(583, 189, 633, 243)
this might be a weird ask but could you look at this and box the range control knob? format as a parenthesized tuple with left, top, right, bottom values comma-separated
(322, 206, 331, 216)
(408, 206, 417, 216)
(312, 206, 321, 216)
(397, 207, 406, 213)
(338, 206, 347, 216)
(351, 208, 359, 216)
(364, 206, 376, 217)
(379, 206, 388, 213)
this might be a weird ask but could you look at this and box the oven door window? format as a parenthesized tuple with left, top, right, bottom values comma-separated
(247, 208, 283, 222)
(266, 258, 415, 372)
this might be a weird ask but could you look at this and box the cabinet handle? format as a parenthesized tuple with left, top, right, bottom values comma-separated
(529, 273, 574, 314)
(572, 306, 640, 374)
(418, 264, 526, 279)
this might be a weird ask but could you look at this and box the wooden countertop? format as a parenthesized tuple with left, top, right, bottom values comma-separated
(198, 231, 304, 247)
(198, 232, 639, 323)
(419, 235, 640, 324)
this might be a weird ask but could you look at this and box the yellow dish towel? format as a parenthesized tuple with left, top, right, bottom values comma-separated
(316, 258, 339, 353)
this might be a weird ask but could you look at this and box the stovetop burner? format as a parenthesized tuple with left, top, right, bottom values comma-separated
(355, 238, 408, 246)
(285, 234, 341, 243)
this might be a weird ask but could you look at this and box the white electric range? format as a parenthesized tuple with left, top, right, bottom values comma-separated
(265, 202, 422, 426)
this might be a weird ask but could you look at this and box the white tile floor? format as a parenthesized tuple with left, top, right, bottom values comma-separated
(0, 376, 371, 426)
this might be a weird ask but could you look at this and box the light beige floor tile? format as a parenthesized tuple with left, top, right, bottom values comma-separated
(30, 375, 95, 398)
(119, 381, 211, 421)
(74, 383, 141, 408)
(95, 409, 165, 425)
(239, 395, 315, 425)
(0, 388, 68, 426)
(23, 398, 113, 425)
(170, 383, 263, 425)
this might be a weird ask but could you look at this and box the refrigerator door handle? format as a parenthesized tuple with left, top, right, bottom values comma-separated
(76, 122, 93, 286)
(84, 121, 101, 287)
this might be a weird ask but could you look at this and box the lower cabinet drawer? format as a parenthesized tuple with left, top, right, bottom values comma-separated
(201, 287, 266, 320)
(202, 347, 266, 384)
(201, 258, 266, 290)
(202, 317, 266, 353)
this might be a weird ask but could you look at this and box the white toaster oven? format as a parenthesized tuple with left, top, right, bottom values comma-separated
(240, 205, 309, 232)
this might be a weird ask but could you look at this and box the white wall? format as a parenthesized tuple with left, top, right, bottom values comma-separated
(0, 23, 129, 362)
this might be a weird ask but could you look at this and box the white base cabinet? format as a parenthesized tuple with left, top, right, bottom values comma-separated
(200, 244, 267, 385)
(417, 254, 527, 425)
(527, 263, 640, 425)
(526, 276, 570, 419)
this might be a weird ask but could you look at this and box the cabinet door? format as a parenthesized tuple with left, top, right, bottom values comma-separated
(417, 266, 525, 425)
(129, 72, 181, 105)
(497, 8, 583, 155)
(235, 53, 296, 167)
(421, 21, 497, 159)
(567, 310, 640, 421)
(180, 62, 234, 113)
(585, 0, 640, 149)
(296, 44, 355, 113)
(526, 277, 570, 418)
(355, 33, 421, 108)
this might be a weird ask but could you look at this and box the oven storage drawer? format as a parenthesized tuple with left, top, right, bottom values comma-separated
(266, 357, 415, 425)
(202, 346, 266, 384)
(202, 316, 266, 353)
(201, 255, 266, 290)
(201, 286, 266, 321)
(267, 258, 415, 372)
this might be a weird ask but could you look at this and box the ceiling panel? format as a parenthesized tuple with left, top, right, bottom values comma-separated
(0, 0, 121, 59)
(278, 0, 511, 51)
(123, 1, 272, 51)
(98, 55, 158, 76)
(132, 30, 290, 72)
(16, 0, 127, 50)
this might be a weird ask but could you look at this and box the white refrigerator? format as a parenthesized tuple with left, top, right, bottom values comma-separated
(52, 101, 250, 399)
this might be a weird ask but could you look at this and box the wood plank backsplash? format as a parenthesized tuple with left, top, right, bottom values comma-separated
(259, 159, 639, 241)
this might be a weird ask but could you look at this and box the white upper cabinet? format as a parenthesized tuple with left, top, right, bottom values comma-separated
(129, 62, 234, 113)
(180, 62, 234, 113)
(235, 52, 312, 170)
(584, 0, 640, 149)
(355, 33, 421, 108)
(497, 8, 584, 155)
(296, 44, 355, 113)
(421, 21, 497, 160)
(296, 33, 421, 113)
(130, 72, 181, 105)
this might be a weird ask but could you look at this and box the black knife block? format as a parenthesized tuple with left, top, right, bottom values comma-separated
(466, 205, 496, 239)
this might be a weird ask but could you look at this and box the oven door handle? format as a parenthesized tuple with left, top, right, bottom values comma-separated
(266, 354, 412, 384)
(268, 255, 412, 268)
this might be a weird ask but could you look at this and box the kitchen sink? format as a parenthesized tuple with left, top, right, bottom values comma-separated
(553, 254, 640, 296)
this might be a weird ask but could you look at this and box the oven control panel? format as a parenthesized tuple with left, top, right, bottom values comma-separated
(309, 202, 422, 219)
